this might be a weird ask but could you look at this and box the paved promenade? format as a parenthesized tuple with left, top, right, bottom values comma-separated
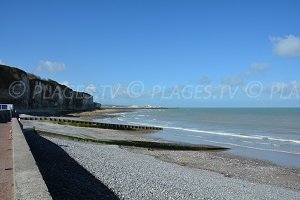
(0, 122, 13, 200)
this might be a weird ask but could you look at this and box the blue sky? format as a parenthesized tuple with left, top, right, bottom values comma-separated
(1, 0, 300, 107)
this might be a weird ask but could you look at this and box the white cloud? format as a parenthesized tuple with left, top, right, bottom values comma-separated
(37, 60, 66, 73)
(197, 76, 211, 85)
(264, 80, 300, 96)
(221, 63, 270, 87)
(0, 59, 4, 64)
(244, 63, 270, 77)
(270, 35, 300, 58)
(250, 63, 270, 71)
(221, 76, 244, 86)
(86, 84, 96, 94)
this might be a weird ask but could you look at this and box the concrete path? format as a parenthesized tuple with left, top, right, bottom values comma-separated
(0, 122, 13, 200)
(12, 118, 52, 200)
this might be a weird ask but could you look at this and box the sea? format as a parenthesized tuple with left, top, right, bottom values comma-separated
(95, 108, 300, 168)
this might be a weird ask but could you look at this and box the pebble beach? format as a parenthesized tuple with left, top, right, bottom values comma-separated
(22, 119, 300, 199)
(47, 137, 300, 200)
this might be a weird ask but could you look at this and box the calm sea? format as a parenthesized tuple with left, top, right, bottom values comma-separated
(95, 108, 300, 168)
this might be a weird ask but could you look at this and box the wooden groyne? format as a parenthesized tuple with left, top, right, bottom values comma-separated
(20, 116, 163, 131)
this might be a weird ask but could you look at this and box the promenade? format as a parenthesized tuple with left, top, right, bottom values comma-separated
(0, 122, 13, 200)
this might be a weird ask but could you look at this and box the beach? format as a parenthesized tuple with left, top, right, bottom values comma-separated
(93, 108, 300, 168)
(21, 118, 300, 199)
(2, 1, 300, 199)
(66, 108, 135, 119)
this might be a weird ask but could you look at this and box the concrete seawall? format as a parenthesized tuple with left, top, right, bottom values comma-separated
(0, 110, 12, 123)
(12, 118, 52, 199)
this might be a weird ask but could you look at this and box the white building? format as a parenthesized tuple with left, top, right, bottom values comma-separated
(0, 104, 14, 122)
(0, 104, 14, 111)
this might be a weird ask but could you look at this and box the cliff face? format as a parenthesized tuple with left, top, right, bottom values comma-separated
(0, 64, 94, 112)
(0, 65, 30, 109)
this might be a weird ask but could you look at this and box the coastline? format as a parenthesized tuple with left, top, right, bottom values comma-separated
(23, 108, 300, 169)
(67, 108, 135, 119)
(66, 107, 168, 119)
(87, 107, 300, 169)
(22, 119, 300, 194)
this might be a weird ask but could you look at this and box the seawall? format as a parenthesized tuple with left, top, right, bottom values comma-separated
(12, 118, 52, 199)
(0, 110, 12, 123)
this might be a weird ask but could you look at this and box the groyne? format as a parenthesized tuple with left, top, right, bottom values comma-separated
(20, 116, 163, 131)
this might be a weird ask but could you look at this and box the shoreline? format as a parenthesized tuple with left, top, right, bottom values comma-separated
(67, 108, 135, 119)
(66, 107, 167, 119)
(149, 131, 300, 169)
(22, 109, 300, 169)
(22, 119, 300, 193)
(78, 108, 300, 169)
(22, 126, 300, 199)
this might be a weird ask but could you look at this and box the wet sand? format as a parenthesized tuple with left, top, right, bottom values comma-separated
(66, 108, 136, 119)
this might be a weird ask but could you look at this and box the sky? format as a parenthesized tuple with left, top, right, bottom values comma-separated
(1, 0, 300, 107)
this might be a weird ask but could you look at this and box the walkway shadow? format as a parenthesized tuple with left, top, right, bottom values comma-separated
(23, 129, 119, 200)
